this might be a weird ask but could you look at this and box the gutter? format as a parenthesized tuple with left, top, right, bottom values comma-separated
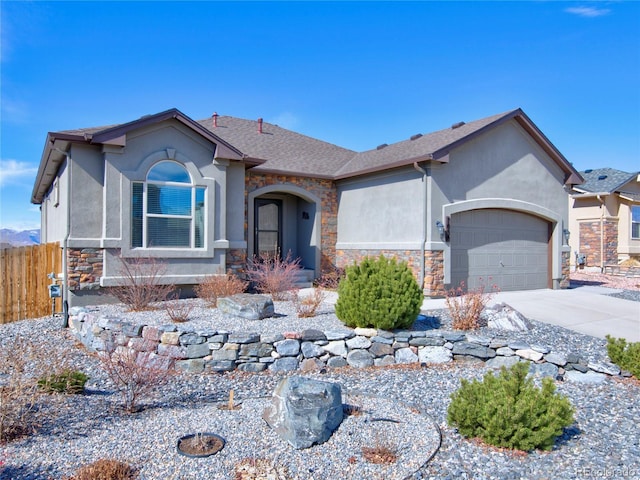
(413, 162, 430, 290)
(51, 145, 71, 327)
(597, 194, 605, 272)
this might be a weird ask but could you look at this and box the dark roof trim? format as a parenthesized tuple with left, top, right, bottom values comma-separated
(334, 153, 436, 180)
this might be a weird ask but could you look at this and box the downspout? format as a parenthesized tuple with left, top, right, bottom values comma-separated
(413, 162, 430, 290)
(53, 146, 72, 327)
(597, 194, 605, 272)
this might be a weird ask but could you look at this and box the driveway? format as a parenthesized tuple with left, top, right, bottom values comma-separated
(422, 286, 640, 342)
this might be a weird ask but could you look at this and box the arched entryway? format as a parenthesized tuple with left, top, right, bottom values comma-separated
(248, 185, 322, 281)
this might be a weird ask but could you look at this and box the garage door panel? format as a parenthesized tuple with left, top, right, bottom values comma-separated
(450, 209, 550, 292)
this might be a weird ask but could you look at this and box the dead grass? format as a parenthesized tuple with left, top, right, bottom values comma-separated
(65, 459, 138, 480)
(234, 457, 290, 479)
(361, 436, 398, 464)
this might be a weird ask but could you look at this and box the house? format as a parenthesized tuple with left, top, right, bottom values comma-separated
(32, 108, 583, 307)
(568, 168, 640, 271)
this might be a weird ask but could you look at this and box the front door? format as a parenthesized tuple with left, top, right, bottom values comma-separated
(254, 199, 282, 258)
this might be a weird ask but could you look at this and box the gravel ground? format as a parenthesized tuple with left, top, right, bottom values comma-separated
(1, 285, 639, 480)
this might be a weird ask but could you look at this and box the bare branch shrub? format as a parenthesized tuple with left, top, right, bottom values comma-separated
(246, 251, 302, 301)
(0, 337, 50, 443)
(110, 255, 175, 311)
(66, 459, 138, 480)
(195, 270, 248, 307)
(163, 291, 194, 322)
(292, 288, 326, 318)
(314, 265, 345, 290)
(445, 278, 498, 330)
(98, 346, 174, 413)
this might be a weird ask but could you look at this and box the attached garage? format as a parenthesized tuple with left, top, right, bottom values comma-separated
(450, 209, 551, 292)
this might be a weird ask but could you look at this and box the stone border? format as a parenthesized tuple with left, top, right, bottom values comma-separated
(68, 309, 627, 382)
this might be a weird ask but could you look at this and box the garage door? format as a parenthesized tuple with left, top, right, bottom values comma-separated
(450, 209, 550, 292)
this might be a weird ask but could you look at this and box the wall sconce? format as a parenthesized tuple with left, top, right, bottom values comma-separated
(436, 220, 449, 242)
(563, 228, 570, 244)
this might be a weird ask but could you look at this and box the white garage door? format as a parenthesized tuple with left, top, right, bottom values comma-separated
(450, 209, 550, 292)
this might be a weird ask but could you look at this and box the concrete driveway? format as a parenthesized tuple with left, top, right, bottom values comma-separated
(422, 286, 640, 342)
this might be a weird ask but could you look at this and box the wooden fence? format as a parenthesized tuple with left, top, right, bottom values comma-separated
(0, 242, 63, 324)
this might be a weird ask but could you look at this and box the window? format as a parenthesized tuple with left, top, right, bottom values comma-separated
(632, 206, 640, 240)
(132, 161, 205, 248)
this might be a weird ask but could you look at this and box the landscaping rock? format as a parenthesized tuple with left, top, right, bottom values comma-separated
(486, 356, 521, 370)
(374, 355, 396, 367)
(588, 361, 621, 376)
(322, 340, 347, 357)
(301, 341, 324, 358)
(218, 294, 274, 320)
(346, 336, 371, 349)
(543, 352, 567, 366)
(300, 329, 327, 341)
(395, 347, 419, 364)
(262, 376, 343, 449)
(452, 342, 496, 359)
(515, 349, 544, 362)
(565, 370, 608, 384)
(274, 339, 301, 356)
(529, 362, 559, 379)
(418, 346, 453, 364)
(270, 357, 300, 372)
(346, 349, 375, 368)
(484, 303, 530, 331)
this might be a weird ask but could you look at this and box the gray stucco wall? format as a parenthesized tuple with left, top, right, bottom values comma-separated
(336, 167, 425, 249)
(68, 143, 104, 241)
(40, 159, 69, 244)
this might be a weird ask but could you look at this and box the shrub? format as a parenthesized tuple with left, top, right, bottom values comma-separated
(38, 369, 89, 394)
(314, 265, 345, 289)
(67, 459, 138, 480)
(246, 251, 302, 301)
(335, 255, 423, 330)
(447, 362, 574, 451)
(98, 347, 173, 413)
(162, 291, 194, 322)
(606, 335, 640, 378)
(0, 337, 48, 443)
(445, 279, 498, 330)
(110, 255, 175, 311)
(195, 271, 248, 307)
(292, 288, 326, 318)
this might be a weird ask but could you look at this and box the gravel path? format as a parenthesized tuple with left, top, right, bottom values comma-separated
(1, 287, 639, 480)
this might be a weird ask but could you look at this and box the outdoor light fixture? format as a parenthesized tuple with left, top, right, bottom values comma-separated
(436, 220, 449, 241)
(563, 228, 570, 244)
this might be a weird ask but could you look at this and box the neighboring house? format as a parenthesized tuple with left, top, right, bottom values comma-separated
(32, 108, 582, 307)
(568, 168, 640, 270)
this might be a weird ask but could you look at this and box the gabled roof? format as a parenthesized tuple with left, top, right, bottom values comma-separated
(197, 116, 356, 179)
(32, 107, 583, 204)
(573, 167, 639, 195)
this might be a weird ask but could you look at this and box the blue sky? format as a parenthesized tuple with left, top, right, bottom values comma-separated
(1, 1, 639, 231)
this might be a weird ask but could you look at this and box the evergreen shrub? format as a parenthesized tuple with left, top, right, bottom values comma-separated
(447, 362, 575, 451)
(335, 255, 423, 330)
(37, 369, 89, 394)
(606, 335, 640, 378)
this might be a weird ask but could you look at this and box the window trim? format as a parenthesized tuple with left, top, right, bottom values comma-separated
(132, 160, 207, 250)
(632, 205, 640, 240)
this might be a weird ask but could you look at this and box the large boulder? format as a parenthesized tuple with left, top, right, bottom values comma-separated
(217, 294, 274, 320)
(262, 376, 343, 449)
(484, 303, 531, 332)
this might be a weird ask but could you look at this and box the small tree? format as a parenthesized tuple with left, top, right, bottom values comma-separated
(606, 335, 640, 378)
(246, 251, 302, 301)
(335, 255, 423, 330)
(110, 255, 175, 311)
(447, 362, 574, 451)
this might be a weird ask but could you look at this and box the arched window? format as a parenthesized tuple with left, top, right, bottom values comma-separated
(131, 161, 205, 248)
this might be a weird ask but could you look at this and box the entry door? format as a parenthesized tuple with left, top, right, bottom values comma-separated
(255, 199, 282, 258)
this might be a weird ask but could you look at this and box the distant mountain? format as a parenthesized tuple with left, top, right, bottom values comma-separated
(0, 229, 41, 248)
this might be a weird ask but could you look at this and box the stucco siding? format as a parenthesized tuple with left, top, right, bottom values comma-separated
(68, 144, 104, 241)
(432, 121, 568, 216)
(336, 167, 424, 247)
(40, 159, 69, 243)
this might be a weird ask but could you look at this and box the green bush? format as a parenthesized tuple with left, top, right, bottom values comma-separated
(447, 362, 574, 451)
(38, 369, 89, 394)
(335, 255, 423, 330)
(606, 335, 640, 378)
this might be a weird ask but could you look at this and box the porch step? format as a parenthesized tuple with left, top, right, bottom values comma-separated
(292, 268, 315, 288)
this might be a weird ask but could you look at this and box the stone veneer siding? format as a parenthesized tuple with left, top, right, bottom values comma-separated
(579, 220, 618, 267)
(560, 251, 571, 289)
(336, 249, 445, 296)
(68, 309, 625, 379)
(67, 248, 103, 290)
(243, 172, 339, 275)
